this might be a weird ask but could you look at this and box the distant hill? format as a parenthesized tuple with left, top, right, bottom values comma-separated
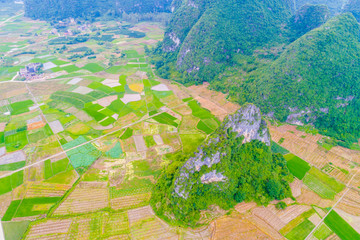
(154, 0, 292, 83)
(237, 13, 360, 144)
(294, 0, 348, 15)
(24, 0, 172, 20)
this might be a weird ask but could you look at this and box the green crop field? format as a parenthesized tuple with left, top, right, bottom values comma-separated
(313, 223, 333, 240)
(51, 59, 69, 65)
(51, 91, 94, 109)
(110, 177, 153, 199)
(62, 65, 80, 73)
(197, 120, 214, 134)
(324, 210, 360, 240)
(303, 167, 345, 199)
(5, 130, 28, 152)
(284, 154, 311, 179)
(82, 63, 104, 73)
(152, 112, 178, 127)
(88, 81, 113, 93)
(3, 197, 61, 221)
(105, 142, 123, 158)
(144, 136, 156, 148)
(9, 100, 34, 115)
(188, 100, 214, 119)
(285, 219, 315, 240)
(0, 161, 26, 171)
(120, 128, 133, 140)
(180, 133, 206, 154)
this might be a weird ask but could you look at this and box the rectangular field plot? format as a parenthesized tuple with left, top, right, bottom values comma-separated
(102, 212, 130, 238)
(111, 193, 151, 210)
(3, 221, 30, 240)
(25, 219, 72, 240)
(54, 186, 109, 216)
(9, 100, 34, 115)
(303, 167, 345, 199)
(25, 182, 71, 198)
(63, 136, 101, 170)
(5, 130, 28, 152)
(313, 223, 333, 240)
(0, 170, 24, 195)
(2, 197, 61, 221)
(110, 177, 153, 199)
(285, 154, 310, 180)
(285, 219, 315, 240)
(324, 210, 360, 240)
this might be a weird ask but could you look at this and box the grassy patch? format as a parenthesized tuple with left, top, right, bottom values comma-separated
(82, 63, 104, 73)
(120, 128, 133, 140)
(5, 131, 28, 152)
(285, 219, 315, 240)
(0, 161, 26, 171)
(9, 100, 34, 115)
(188, 100, 215, 119)
(180, 133, 206, 154)
(3, 221, 30, 240)
(284, 154, 311, 180)
(61, 65, 80, 73)
(152, 113, 178, 127)
(144, 136, 156, 148)
(3, 197, 61, 221)
(51, 59, 69, 65)
(109, 177, 153, 199)
(197, 120, 214, 134)
(324, 210, 360, 240)
(271, 141, 289, 155)
(51, 91, 94, 109)
(313, 223, 333, 240)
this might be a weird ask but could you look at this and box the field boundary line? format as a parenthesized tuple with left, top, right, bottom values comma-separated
(1, 100, 189, 179)
(304, 167, 360, 240)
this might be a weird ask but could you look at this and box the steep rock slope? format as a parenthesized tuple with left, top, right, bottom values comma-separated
(238, 13, 360, 143)
(151, 104, 292, 226)
(24, 0, 172, 20)
(158, 0, 292, 82)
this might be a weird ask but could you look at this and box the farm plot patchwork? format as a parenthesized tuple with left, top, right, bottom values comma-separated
(303, 167, 345, 199)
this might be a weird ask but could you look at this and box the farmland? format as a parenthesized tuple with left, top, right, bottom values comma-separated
(0, 3, 360, 240)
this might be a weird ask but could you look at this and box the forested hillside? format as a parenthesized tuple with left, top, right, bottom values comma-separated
(153, 0, 292, 82)
(236, 13, 360, 145)
(24, 0, 172, 20)
(151, 104, 292, 227)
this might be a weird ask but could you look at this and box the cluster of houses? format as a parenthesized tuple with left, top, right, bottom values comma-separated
(19, 63, 43, 81)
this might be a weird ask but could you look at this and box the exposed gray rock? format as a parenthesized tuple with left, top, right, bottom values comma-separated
(173, 103, 271, 199)
(201, 170, 226, 184)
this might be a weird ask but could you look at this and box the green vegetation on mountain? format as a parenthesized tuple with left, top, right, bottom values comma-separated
(344, 0, 360, 22)
(152, 0, 292, 82)
(24, 0, 172, 21)
(236, 13, 360, 145)
(288, 4, 329, 40)
(151, 105, 292, 227)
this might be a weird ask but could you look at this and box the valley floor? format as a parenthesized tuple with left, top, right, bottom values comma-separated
(0, 6, 359, 240)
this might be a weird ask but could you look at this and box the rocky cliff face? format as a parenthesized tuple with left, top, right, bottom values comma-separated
(174, 104, 270, 199)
